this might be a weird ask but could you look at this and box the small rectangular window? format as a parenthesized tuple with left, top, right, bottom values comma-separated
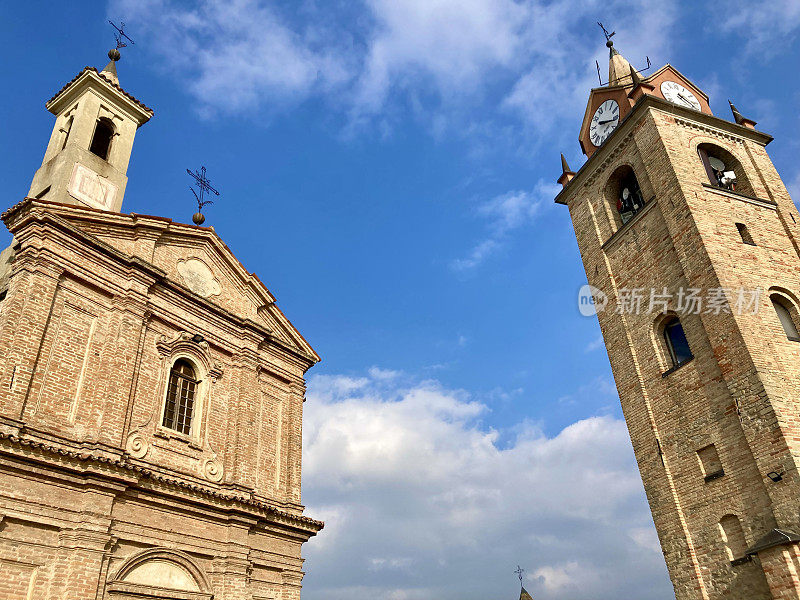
(697, 444, 724, 482)
(735, 223, 755, 245)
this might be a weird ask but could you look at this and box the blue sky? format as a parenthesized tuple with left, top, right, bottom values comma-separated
(1, 1, 799, 598)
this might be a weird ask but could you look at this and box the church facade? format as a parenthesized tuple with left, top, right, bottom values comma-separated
(0, 50, 321, 599)
(557, 40, 800, 598)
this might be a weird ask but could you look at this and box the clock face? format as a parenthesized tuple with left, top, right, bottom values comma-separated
(660, 81, 701, 111)
(589, 99, 620, 147)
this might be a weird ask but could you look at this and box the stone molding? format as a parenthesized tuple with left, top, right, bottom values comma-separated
(0, 199, 319, 369)
(155, 331, 224, 381)
(107, 547, 213, 599)
(0, 431, 323, 534)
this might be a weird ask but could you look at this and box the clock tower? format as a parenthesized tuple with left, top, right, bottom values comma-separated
(557, 38, 800, 599)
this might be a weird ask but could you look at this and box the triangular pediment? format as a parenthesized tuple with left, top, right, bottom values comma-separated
(6, 199, 318, 363)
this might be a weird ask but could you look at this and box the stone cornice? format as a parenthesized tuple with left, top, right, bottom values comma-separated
(2, 199, 319, 370)
(45, 67, 153, 124)
(555, 94, 774, 206)
(0, 430, 324, 536)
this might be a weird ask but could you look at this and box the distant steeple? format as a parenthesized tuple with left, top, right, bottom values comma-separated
(519, 586, 534, 600)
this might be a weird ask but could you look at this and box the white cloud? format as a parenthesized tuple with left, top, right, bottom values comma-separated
(450, 238, 500, 272)
(584, 334, 604, 353)
(302, 370, 671, 600)
(109, 0, 353, 116)
(353, 0, 527, 114)
(788, 170, 800, 204)
(451, 179, 560, 271)
(108, 0, 679, 138)
(368, 366, 402, 381)
(717, 0, 800, 56)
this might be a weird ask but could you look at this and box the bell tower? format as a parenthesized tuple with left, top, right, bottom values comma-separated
(556, 36, 800, 600)
(27, 48, 153, 211)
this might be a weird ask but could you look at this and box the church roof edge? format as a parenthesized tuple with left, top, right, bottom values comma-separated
(2, 198, 321, 365)
(46, 66, 154, 117)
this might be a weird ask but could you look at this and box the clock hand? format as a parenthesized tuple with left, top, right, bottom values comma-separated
(677, 93, 694, 106)
(598, 118, 618, 125)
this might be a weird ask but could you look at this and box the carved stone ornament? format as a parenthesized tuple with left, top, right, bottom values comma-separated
(202, 458, 224, 483)
(126, 433, 149, 459)
(156, 331, 224, 380)
(177, 258, 221, 298)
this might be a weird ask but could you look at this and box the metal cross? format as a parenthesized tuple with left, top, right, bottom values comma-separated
(514, 565, 525, 585)
(187, 166, 220, 211)
(109, 20, 135, 50)
(597, 22, 615, 42)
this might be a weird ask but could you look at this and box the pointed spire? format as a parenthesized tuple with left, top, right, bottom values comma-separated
(729, 100, 745, 123)
(561, 152, 571, 174)
(519, 586, 534, 600)
(728, 100, 757, 129)
(558, 153, 576, 188)
(629, 64, 641, 86)
(100, 48, 121, 87)
(627, 64, 654, 102)
(607, 39, 639, 87)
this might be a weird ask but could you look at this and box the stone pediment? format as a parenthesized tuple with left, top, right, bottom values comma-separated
(2, 199, 319, 364)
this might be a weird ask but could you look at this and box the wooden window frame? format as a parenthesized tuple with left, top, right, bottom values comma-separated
(161, 358, 201, 437)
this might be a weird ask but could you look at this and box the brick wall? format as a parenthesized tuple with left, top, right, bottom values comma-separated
(559, 96, 800, 599)
(0, 199, 322, 598)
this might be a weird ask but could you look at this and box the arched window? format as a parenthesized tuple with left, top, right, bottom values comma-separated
(698, 143, 753, 196)
(607, 165, 646, 226)
(89, 117, 115, 160)
(663, 317, 693, 367)
(771, 296, 800, 342)
(719, 515, 748, 563)
(162, 359, 199, 435)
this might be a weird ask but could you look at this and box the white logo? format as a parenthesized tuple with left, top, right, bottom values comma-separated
(578, 284, 608, 317)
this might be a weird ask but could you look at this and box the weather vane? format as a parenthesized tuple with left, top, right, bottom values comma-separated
(187, 166, 220, 225)
(594, 22, 651, 86)
(514, 565, 525, 586)
(109, 20, 135, 50)
(597, 22, 615, 43)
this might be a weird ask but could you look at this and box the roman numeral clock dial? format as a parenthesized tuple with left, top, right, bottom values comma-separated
(660, 81, 701, 111)
(589, 99, 620, 147)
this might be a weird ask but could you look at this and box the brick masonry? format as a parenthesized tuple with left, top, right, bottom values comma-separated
(0, 198, 322, 599)
(557, 70, 800, 599)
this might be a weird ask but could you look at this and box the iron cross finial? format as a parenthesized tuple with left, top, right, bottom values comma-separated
(187, 166, 221, 225)
(109, 20, 135, 50)
(514, 565, 525, 586)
